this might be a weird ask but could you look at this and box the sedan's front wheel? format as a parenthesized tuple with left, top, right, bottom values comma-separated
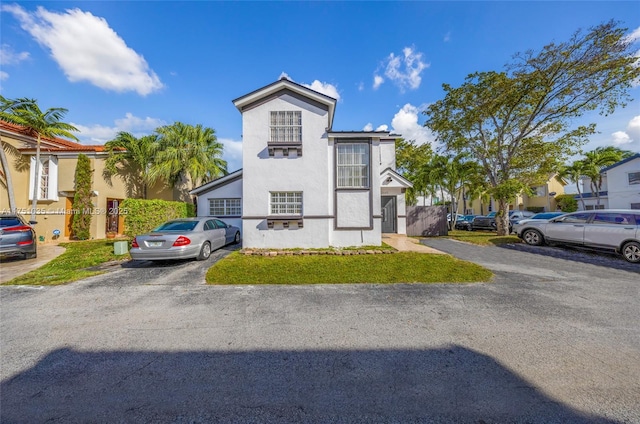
(621, 241, 640, 263)
(234, 232, 241, 244)
(522, 229, 544, 246)
(197, 242, 211, 261)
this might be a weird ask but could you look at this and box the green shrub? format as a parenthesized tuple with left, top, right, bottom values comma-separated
(555, 194, 578, 212)
(526, 206, 545, 213)
(71, 154, 93, 240)
(122, 198, 196, 237)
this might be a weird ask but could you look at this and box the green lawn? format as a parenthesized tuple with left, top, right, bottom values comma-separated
(445, 230, 521, 246)
(2, 239, 130, 286)
(207, 251, 492, 285)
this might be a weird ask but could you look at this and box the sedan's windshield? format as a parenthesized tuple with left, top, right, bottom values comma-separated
(153, 221, 198, 232)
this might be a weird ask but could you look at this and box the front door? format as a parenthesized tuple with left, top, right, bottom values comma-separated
(381, 196, 397, 233)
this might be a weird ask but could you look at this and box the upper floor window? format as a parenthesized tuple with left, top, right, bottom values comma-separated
(40, 160, 50, 199)
(270, 111, 302, 143)
(270, 192, 302, 215)
(628, 172, 640, 185)
(209, 198, 241, 217)
(337, 143, 369, 188)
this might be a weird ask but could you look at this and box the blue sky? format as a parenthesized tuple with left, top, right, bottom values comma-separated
(1, 1, 639, 172)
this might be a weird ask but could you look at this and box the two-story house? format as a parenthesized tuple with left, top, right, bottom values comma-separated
(190, 78, 412, 248)
(579, 153, 640, 210)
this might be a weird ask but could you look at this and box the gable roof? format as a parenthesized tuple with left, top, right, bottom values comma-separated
(232, 78, 337, 130)
(380, 167, 413, 188)
(601, 153, 640, 173)
(190, 169, 243, 195)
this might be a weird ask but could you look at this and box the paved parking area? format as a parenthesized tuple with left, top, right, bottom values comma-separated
(1, 239, 639, 423)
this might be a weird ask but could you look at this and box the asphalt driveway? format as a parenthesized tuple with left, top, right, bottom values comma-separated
(1, 239, 639, 423)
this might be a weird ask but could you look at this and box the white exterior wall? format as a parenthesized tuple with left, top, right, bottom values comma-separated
(196, 178, 243, 231)
(242, 94, 333, 248)
(379, 140, 396, 171)
(606, 158, 640, 209)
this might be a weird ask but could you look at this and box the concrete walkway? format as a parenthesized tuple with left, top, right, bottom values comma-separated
(382, 233, 445, 254)
(0, 244, 66, 283)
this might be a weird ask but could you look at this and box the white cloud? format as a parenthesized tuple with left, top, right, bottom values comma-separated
(608, 115, 640, 151)
(72, 113, 166, 143)
(302, 80, 340, 101)
(0, 71, 8, 81)
(390, 103, 435, 146)
(2, 4, 163, 96)
(625, 26, 640, 43)
(375, 46, 430, 92)
(219, 138, 243, 172)
(363, 123, 373, 131)
(357, 81, 364, 91)
(375, 124, 388, 131)
(443, 32, 451, 42)
(611, 131, 631, 146)
(373, 75, 384, 90)
(0, 44, 30, 64)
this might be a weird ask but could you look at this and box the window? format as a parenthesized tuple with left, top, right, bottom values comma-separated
(270, 111, 302, 143)
(557, 212, 591, 224)
(208, 198, 241, 216)
(337, 143, 369, 188)
(270, 192, 302, 215)
(40, 160, 49, 199)
(585, 205, 605, 210)
(593, 213, 635, 225)
(628, 172, 640, 185)
(631, 203, 640, 210)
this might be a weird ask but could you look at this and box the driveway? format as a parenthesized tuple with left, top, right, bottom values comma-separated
(1, 240, 639, 423)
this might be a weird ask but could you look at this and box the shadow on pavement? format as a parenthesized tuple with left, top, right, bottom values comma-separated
(498, 243, 640, 273)
(1, 346, 614, 423)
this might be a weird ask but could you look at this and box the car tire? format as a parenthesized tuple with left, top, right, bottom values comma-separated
(621, 241, 640, 263)
(522, 229, 544, 246)
(233, 232, 241, 244)
(197, 242, 211, 261)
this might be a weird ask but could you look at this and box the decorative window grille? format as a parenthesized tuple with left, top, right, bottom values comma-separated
(337, 143, 369, 188)
(270, 192, 302, 215)
(270, 111, 302, 143)
(40, 160, 49, 199)
(209, 198, 241, 216)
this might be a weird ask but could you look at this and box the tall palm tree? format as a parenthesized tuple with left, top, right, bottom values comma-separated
(9, 101, 78, 221)
(581, 147, 625, 208)
(0, 96, 37, 213)
(557, 161, 586, 210)
(151, 122, 227, 190)
(104, 132, 159, 199)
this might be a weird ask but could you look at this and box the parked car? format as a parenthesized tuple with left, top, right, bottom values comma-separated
(511, 211, 566, 234)
(130, 217, 241, 262)
(454, 215, 478, 231)
(516, 209, 640, 263)
(471, 210, 535, 232)
(0, 214, 37, 259)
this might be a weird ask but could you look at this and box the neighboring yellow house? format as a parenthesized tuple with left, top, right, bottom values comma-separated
(0, 121, 190, 242)
(457, 175, 567, 215)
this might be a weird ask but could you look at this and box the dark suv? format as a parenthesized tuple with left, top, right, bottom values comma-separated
(471, 210, 535, 232)
(0, 214, 37, 259)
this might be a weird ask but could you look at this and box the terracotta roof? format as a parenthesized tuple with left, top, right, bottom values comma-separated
(0, 120, 106, 152)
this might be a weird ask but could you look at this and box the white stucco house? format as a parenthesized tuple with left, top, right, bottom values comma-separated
(578, 153, 640, 210)
(190, 78, 412, 248)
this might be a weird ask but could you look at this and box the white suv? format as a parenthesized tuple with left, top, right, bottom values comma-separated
(516, 209, 640, 263)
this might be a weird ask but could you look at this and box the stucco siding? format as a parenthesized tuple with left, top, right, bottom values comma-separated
(606, 158, 640, 209)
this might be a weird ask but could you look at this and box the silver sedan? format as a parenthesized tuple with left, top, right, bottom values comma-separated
(130, 217, 241, 262)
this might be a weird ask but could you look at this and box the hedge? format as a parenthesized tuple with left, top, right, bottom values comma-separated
(121, 198, 196, 237)
(555, 194, 578, 212)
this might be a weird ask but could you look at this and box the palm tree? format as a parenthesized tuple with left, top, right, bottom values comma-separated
(557, 161, 586, 210)
(9, 101, 78, 221)
(0, 96, 37, 213)
(151, 122, 227, 190)
(581, 147, 625, 208)
(104, 132, 159, 199)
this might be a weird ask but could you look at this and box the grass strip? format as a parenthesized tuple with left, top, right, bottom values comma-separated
(445, 230, 521, 246)
(207, 251, 492, 285)
(3, 239, 130, 286)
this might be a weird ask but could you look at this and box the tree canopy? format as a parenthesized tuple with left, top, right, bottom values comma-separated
(424, 21, 640, 234)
